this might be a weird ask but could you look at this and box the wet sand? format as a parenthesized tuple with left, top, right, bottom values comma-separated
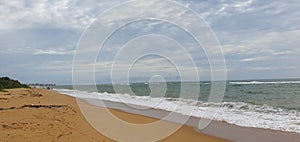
(79, 97, 300, 142)
(0, 88, 229, 142)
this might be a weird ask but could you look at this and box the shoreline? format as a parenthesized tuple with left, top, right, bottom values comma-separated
(0, 88, 229, 142)
(2, 88, 300, 141)
(56, 87, 300, 134)
(77, 97, 300, 142)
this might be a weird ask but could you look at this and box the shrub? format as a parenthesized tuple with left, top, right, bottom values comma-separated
(0, 77, 29, 91)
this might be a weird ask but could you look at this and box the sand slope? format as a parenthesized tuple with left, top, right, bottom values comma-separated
(0, 88, 229, 142)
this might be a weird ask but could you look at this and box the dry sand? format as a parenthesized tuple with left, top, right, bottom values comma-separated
(0, 88, 229, 142)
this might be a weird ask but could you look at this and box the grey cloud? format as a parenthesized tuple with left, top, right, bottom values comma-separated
(1, 0, 300, 83)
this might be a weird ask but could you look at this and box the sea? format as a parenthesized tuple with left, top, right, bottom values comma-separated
(54, 79, 300, 133)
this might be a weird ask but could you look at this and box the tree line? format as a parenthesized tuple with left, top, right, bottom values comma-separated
(0, 77, 29, 91)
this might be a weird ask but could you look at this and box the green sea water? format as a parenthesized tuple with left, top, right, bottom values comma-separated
(56, 79, 300, 111)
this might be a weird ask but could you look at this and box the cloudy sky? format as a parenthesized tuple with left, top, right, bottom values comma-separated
(0, 0, 299, 84)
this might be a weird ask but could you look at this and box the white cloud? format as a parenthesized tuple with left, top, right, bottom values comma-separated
(183, 0, 255, 22)
(241, 56, 268, 62)
(246, 66, 272, 71)
(0, 0, 121, 30)
(232, 0, 254, 12)
(33, 60, 72, 72)
(219, 29, 300, 56)
(1, 0, 300, 82)
(33, 49, 74, 55)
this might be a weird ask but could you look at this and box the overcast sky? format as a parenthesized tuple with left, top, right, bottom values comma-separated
(0, 0, 300, 84)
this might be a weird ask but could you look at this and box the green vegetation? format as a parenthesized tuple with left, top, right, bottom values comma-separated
(0, 77, 29, 92)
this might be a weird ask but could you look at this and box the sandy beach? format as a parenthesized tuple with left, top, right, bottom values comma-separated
(0, 88, 229, 142)
(2, 0, 300, 141)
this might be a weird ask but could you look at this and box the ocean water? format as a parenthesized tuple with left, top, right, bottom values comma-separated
(55, 79, 300, 133)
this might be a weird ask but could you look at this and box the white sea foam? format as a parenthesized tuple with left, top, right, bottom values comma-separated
(56, 88, 300, 133)
(229, 81, 300, 85)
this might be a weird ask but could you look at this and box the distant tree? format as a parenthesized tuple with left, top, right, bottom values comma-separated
(0, 77, 29, 91)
